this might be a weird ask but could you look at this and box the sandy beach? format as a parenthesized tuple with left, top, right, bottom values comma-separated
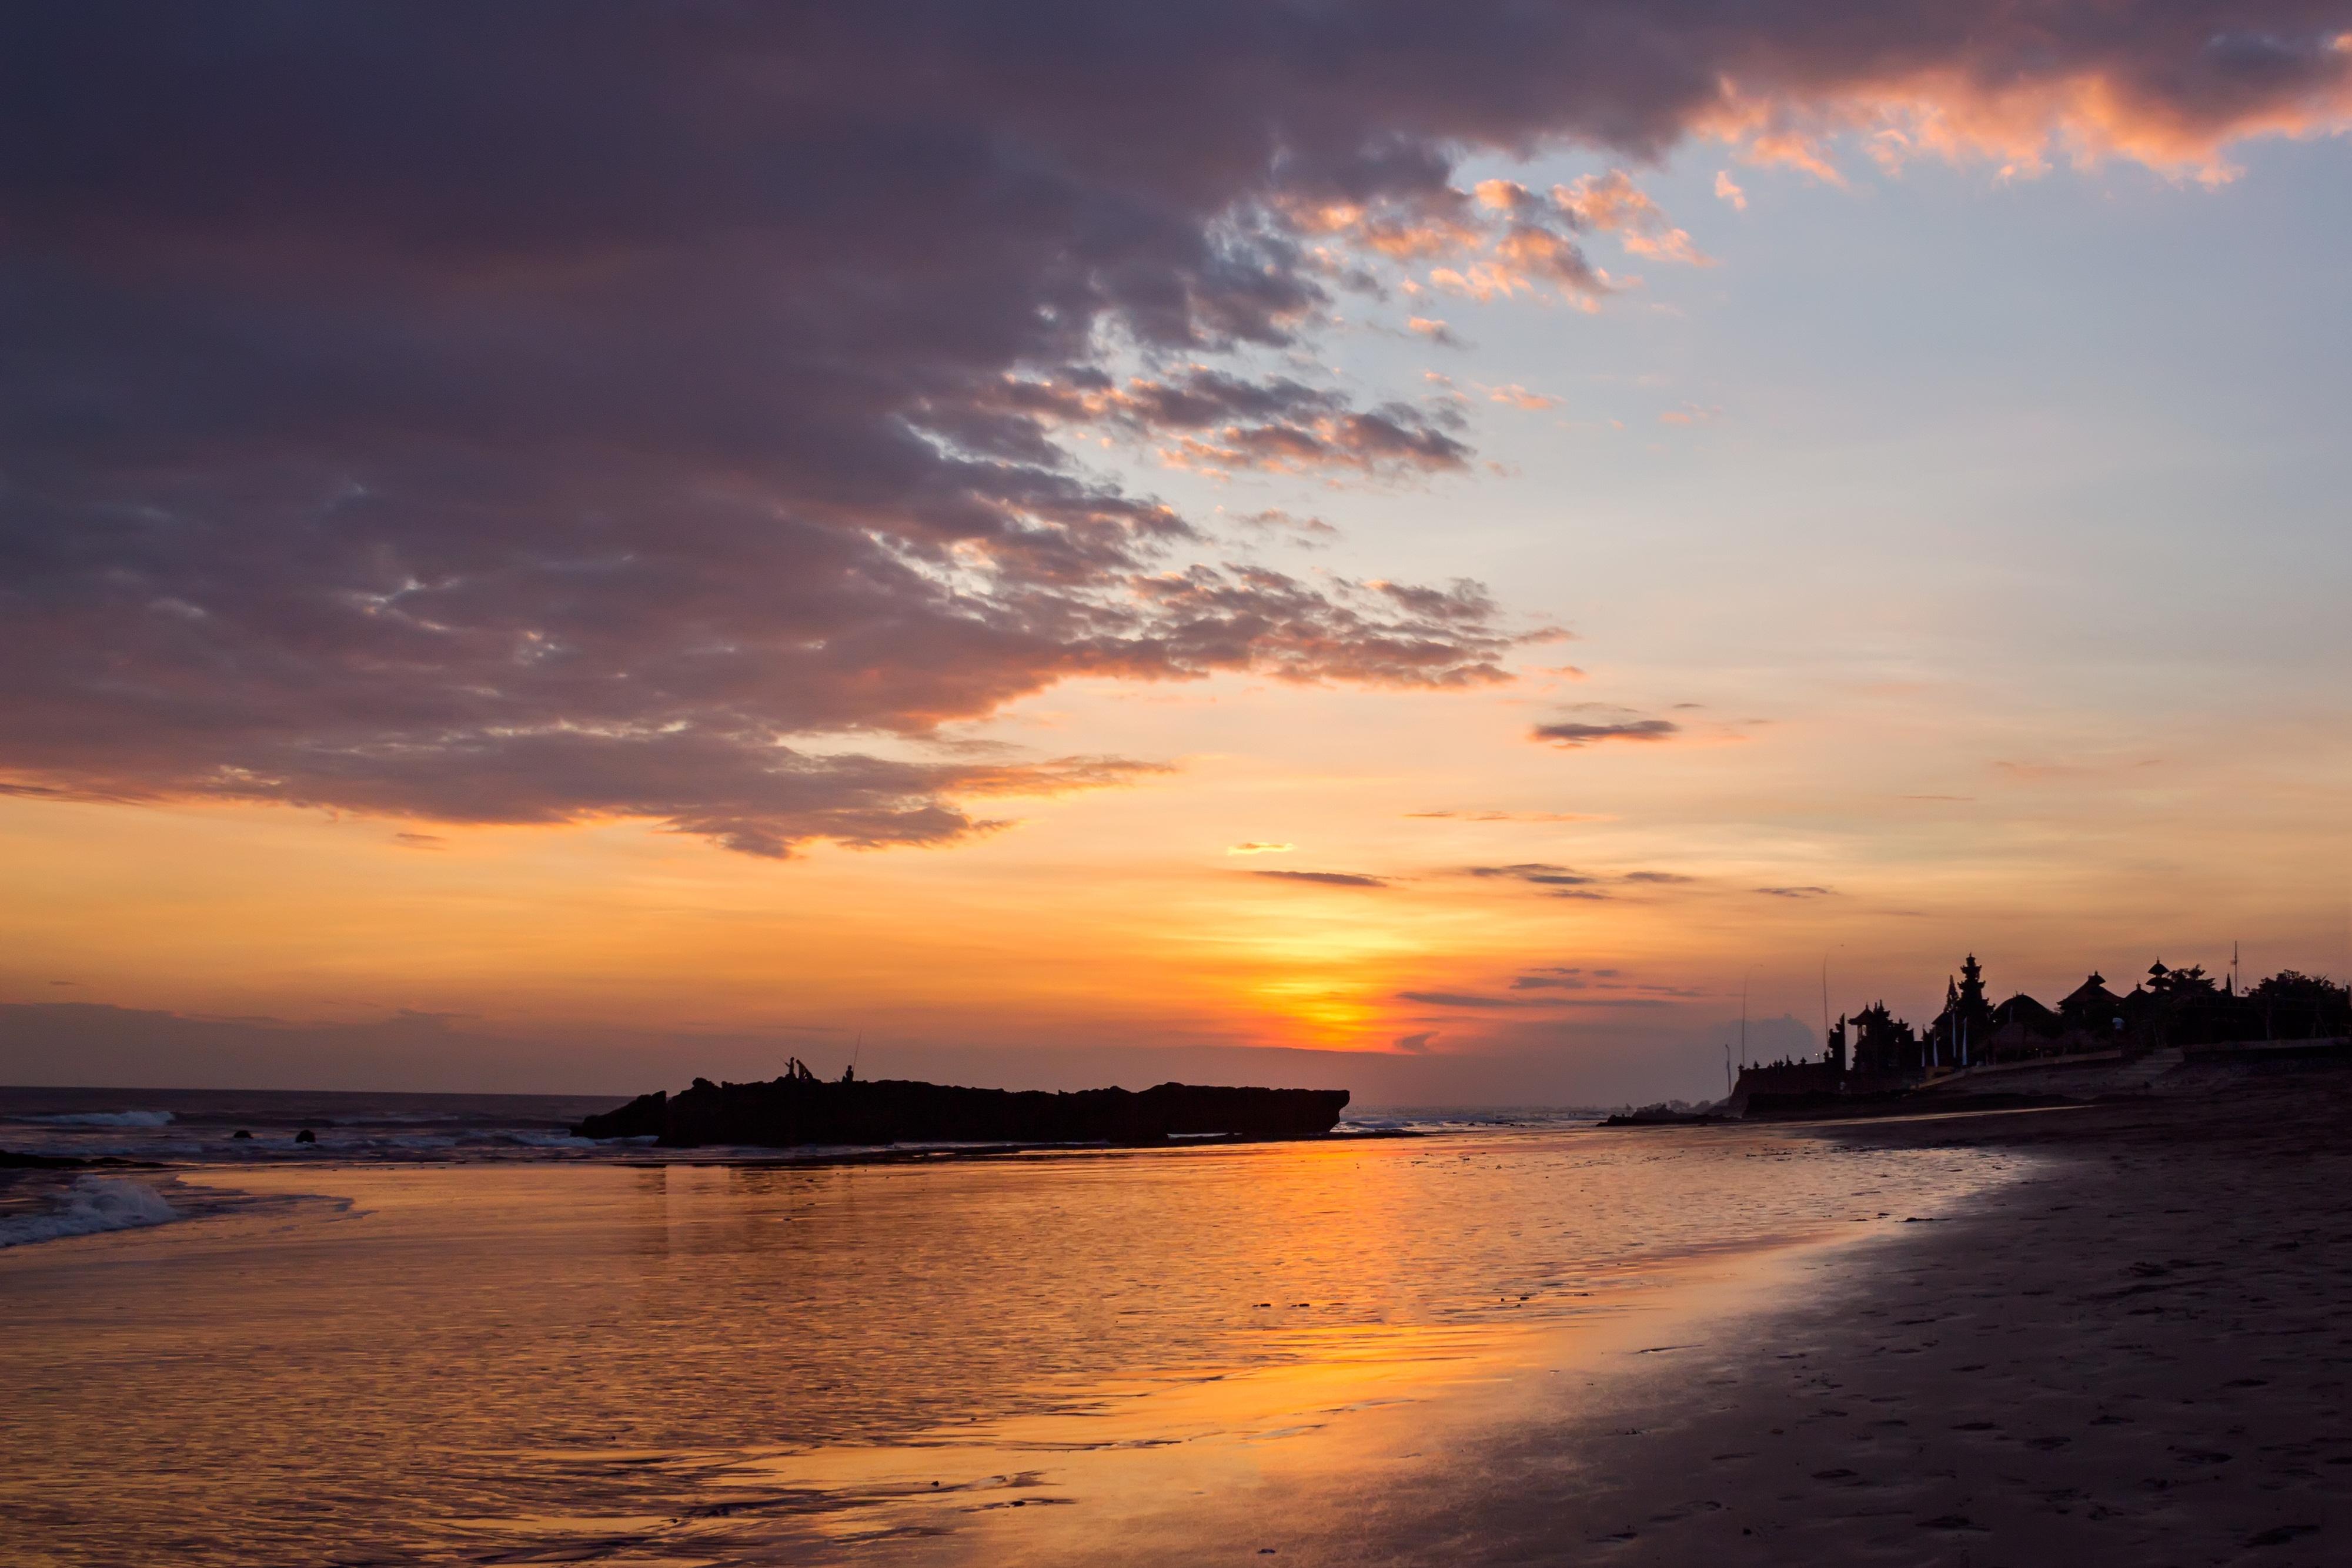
(1307, 1062, 2352, 1566)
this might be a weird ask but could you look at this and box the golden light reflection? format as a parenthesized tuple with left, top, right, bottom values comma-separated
(473, 1232, 1849, 1566)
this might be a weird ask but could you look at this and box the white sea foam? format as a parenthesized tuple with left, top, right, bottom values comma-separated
(24, 1109, 176, 1128)
(0, 1177, 181, 1248)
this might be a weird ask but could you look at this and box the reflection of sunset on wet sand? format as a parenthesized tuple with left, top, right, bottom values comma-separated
(701, 1270, 1828, 1566)
(0, 1129, 2017, 1564)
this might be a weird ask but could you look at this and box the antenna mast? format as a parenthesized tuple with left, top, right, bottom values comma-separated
(1737, 962, 1760, 1069)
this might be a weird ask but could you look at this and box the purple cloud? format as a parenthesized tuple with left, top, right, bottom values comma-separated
(1398, 988, 1672, 1010)
(1532, 720, 1681, 748)
(1251, 870, 1390, 888)
(4, 4, 2340, 853)
(1466, 862, 1596, 887)
(1396, 991, 1532, 1009)
(1467, 864, 1686, 899)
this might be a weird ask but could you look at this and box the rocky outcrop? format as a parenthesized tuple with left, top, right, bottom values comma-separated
(1599, 1105, 1728, 1126)
(572, 1075, 1349, 1149)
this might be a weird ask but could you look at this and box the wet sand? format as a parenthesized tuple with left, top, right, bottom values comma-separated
(1318, 1062, 2352, 1566)
(2, 1122, 2016, 1567)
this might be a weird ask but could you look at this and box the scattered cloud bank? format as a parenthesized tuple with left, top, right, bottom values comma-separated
(1468, 862, 1597, 887)
(1551, 170, 1713, 265)
(1003, 369, 1474, 479)
(1250, 869, 1391, 888)
(1509, 965, 1700, 997)
(1398, 964, 1706, 1011)
(1466, 865, 1702, 901)
(1396, 990, 1541, 1009)
(1405, 809, 1608, 823)
(1231, 509, 1341, 544)
(1532, 718, 1683, 747)
(6, 5, 2341, 851)
(1396, 986, 1674, 1011)
(1488, 384, 1561, 410)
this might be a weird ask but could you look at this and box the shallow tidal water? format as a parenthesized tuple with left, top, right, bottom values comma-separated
(0, 1124, 2023, 1566)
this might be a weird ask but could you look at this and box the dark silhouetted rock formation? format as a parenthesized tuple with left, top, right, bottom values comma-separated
(1600, 1105, 1728, 1127)
(572, 1074, 1350, 1149)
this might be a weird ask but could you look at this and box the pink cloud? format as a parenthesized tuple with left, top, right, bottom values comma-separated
(1488, 383, 1559, 410)
(1552, 170, 1715, 266)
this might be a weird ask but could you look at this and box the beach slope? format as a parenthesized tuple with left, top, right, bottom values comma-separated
(1392, 1063, 2352, 1565)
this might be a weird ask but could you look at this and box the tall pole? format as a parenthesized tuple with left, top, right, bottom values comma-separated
(1740, 964, 1758, 1069)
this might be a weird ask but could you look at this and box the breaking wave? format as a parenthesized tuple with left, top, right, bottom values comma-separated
(0, 1177, 181, 1248)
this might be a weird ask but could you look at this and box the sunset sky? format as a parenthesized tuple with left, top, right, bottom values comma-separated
(5, 5, 2350, 1102)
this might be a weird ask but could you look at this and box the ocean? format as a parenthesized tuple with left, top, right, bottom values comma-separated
(0, 1086, 2026, 1566)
